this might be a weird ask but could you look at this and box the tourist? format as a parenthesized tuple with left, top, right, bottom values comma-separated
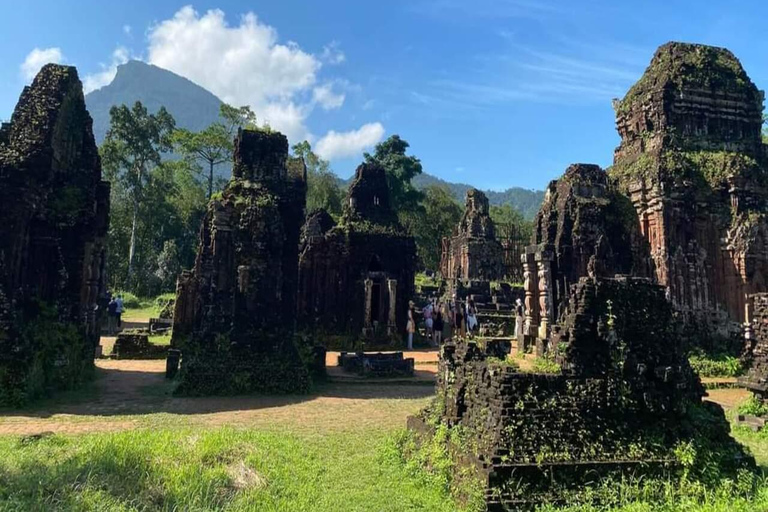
(115, 294, 124, 329)
(433, 303, 444, 346)
(514, 298, 525, 345)
(107, 297, 118, 335)
(423, 300, 434, 340)
(454, 299, 464, 339)
(466, 298, 478, 337)
(406, 300, 416, 350)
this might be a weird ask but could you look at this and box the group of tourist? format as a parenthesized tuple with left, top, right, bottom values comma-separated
(104, 292, 124, 335)
(405, 296, 481, 350)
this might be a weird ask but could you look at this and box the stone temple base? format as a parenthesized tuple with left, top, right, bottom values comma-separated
(338, 352, 414, 377)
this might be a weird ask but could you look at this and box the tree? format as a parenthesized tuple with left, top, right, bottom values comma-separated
(172, 104, 256, 198)
(490, 204, 533, 242)
(763, 113, 767, 144)
(292, 141, 343, 217)
(101, 102, 176, 285)
(364, 135, 424, 215)
(406, 185, 463, 270)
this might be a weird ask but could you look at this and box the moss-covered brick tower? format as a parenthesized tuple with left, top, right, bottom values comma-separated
(0, 65, 110, 406)
(172, 129, 310, 395)
(610, 42, 768, 330)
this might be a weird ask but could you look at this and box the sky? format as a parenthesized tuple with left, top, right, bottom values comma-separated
(1, 1, 768, 191)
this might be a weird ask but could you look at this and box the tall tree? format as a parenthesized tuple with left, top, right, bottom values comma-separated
(172, 104, 256, 198)
(364, 135, 424, 214)
(292, 141, 343, 217)
(405, 185, 463, 270)
(100, 102, 175, 284)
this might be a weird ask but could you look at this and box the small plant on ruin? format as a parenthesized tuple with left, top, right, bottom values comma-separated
(738, 394, 768, 417)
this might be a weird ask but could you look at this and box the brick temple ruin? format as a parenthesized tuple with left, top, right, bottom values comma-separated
(0, 64, 110, 406)
(413, 41, 761, 507)
(521, 42, 768, 355)
(611, 42, 768, 328)
(297, 162, 417, 340)
(441, 188, 504, 281)
(171, 129, 310, 394)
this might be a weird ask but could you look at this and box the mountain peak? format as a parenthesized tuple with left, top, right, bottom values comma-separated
(85, 60, 223, 143)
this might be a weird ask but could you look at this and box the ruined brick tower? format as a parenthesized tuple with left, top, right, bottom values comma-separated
(440, 188, 504, 281)
(297, 162, 417, 340)
(172, 129, 309, 394)
(611, 42, 768, 328)
(0, 65, 110, 405)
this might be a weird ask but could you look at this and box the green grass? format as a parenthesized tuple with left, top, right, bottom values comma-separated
(0, 427, 462, 512)
(148, 334, 172, 346)
(122, 293, 175, 321)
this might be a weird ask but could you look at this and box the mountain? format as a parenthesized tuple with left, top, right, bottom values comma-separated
(85, 60, 544, 218)
(85, 60, 223, 144)
(411, 173, 544, 220)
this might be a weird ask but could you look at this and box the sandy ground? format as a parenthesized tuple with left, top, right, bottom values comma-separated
(0, 322, 747, 436)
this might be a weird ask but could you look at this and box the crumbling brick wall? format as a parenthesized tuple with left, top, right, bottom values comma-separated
(171, 129, 309, 395)
(0, 64, 109, 406)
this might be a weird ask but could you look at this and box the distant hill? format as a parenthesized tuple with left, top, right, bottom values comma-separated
(412, 173, 544, 220)
(84, 60, 543, 218)
(85, 60, 223, 144)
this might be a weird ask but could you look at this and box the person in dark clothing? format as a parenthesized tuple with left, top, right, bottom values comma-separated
(433, 304, 444, 346)
(454, 300, 464, 339)
(107, 298, 118, 335)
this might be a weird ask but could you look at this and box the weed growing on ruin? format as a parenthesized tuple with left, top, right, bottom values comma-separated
(738, 394, 768, 417)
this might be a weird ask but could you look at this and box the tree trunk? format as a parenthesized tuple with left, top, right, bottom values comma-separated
(126, 165, 143, 286)
(208, 160, 214, 199)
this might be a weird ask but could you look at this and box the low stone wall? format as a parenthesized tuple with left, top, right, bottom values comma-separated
(740, 294, 768, 395)
(113, 331, 167, 360)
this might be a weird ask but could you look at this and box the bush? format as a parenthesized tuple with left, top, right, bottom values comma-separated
(113, 291, 141, 309)
(688, 352, 743, 378)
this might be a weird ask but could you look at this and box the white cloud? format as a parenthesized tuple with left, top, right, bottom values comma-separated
(83, 46, 130, 93)
(320, 41, 346, 65)
(146, 6, 321, 141)
(21, 47, 64, 81)
(123, 24, 132, 36)
(315, 122, 385, 161)
(313, 83, 345, 110)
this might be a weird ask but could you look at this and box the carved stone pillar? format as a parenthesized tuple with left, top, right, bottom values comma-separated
(521, 250, 539, 352)
(387, 278, 398, 335)
(536, 249, 554, 343)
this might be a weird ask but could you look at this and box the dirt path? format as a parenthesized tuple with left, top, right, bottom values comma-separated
(0, 327, 748, 437)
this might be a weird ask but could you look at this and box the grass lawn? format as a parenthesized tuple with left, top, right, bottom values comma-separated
(0, 427, 460, 512)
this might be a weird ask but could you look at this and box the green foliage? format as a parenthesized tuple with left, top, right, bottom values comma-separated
(529, 355, 562, 374)
(100, 101, 179, 290)
(738, 394, 768, 417)
(688, 352, 744, 378)
(172, 103, 256, 199)
(293, 140, 344, 217)
(402, 185, 463, 270)
(490, 203, 533, 241)
(364, 135, 424, 215)
(0, 302, 91, 407)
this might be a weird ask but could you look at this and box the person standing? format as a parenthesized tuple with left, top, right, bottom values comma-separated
(406, 301, 416, 350)
(454, 300, 464, 339)
(107, 297, 118, 335)
(433, 304, 444, 347)
(423, 301, 434, 341)
(115, 294, 124, 330)
(514, 298, 525, 347)
(466, 298, 478, 337)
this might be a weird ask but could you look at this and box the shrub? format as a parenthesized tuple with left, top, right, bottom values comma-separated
(737, 394, 768, 417)
(688, 352, 743, 378)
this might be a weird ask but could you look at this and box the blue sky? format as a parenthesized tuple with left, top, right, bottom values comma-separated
(2, 1, 767, 191)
